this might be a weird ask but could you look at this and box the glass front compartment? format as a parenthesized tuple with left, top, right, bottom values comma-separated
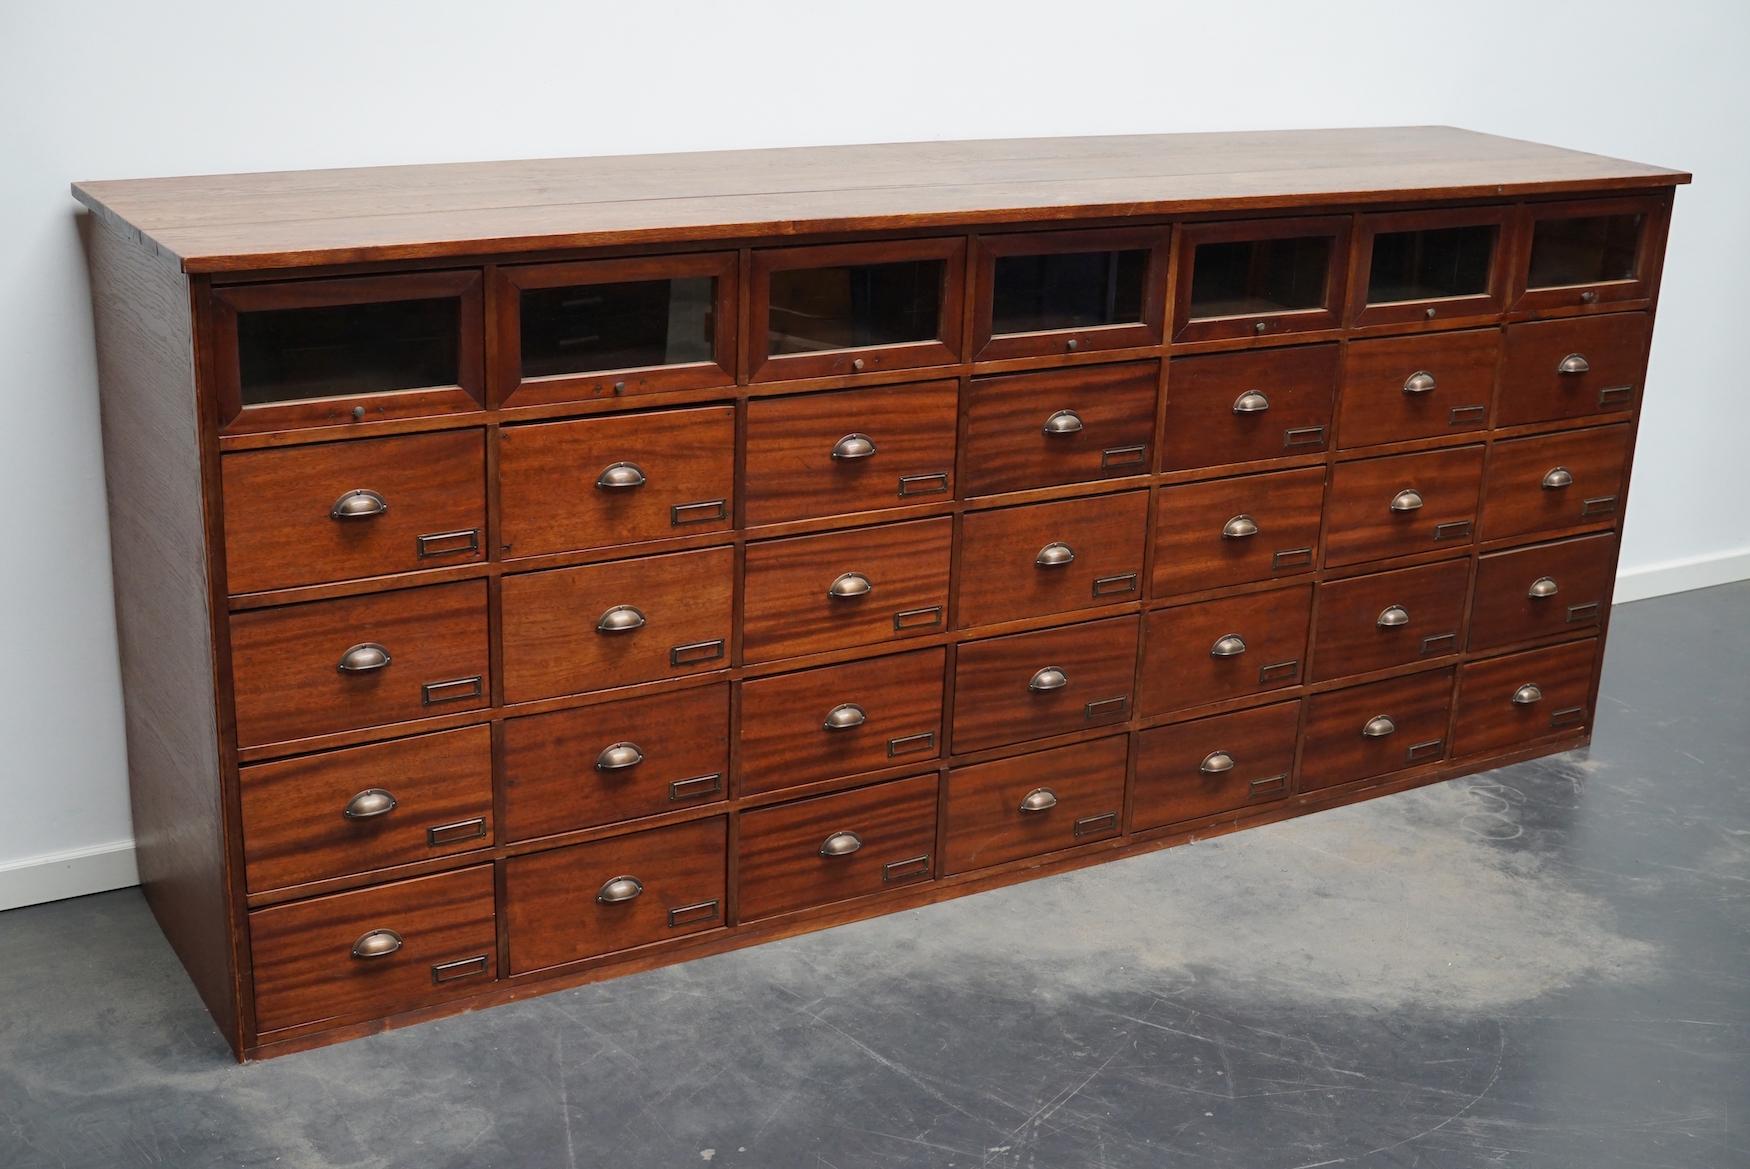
(767, 259, 944, 355)
(237, 298, 460, 406)
(1366, 224, 1496, 304)
(1527, 213, 1643, 288)
(1188, 236, 1333, 319)
(520, 277, 715, 378)
(991, 249, 1148, 335)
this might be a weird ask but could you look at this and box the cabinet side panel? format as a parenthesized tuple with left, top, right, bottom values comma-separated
(86, 217, 237, 1051)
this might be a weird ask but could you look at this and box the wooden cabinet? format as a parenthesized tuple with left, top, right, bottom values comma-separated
(76, 128, 1682, 1057)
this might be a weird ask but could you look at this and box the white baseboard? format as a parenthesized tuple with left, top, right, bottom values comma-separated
(1615, 546, 1750, 604)
(0, 840, 139, 912)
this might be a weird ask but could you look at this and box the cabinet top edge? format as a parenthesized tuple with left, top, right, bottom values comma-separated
(71, 126, 1690, 275)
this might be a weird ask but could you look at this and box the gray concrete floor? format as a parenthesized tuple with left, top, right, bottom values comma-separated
(3, 582, 1748, 1169)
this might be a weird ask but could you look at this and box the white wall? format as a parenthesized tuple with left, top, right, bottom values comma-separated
(3, 0, 1747, 908)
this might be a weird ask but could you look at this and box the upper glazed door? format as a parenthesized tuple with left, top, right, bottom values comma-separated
(1349, 206, 1508, 329)
(970, 227, 1167, 360)
(1512, 195, 1669, 311)
(1173, 216, 1350, 343)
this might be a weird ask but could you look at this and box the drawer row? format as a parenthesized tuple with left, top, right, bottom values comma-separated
(220, 315, 1646, 596)
(246, 635, 1599, 1034)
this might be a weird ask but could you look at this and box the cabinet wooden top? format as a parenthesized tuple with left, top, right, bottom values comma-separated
(73, 126, 1688, 275)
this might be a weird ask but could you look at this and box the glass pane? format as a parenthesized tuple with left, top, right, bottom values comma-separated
(1188, 236, 1332, 319)
(238, 298, 459, 406)
(1367, 224, 1495, 304)
(520, 277, 716, 379)
(991, 249, 1148, 335)
(767, 259, 943, 355)
(1527, 214, 1642, 288)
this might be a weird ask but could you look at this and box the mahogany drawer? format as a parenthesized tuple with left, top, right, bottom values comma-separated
(1139, 584, 1312, 717)
(1324, 445, 1484, 567)
(1151, 467, 1324, 595)
(497, 406, 735, 558)
(943, 735, 1127, 874)
(500, 546, 733, 703)
(1300, 667, 1454, 792)
(1497, 313, 1649, 428)
(952, 615, 1139, 753)
(240, 725, 492, 894)
(220, 430, 486, 595)
(743, 380, 958, 525)
(1337, 329, 1498, 448)
(1131, 700, 1299, 830)
(230, 580, 489, 749)
(1162, 344, 1337, 471)
(739, 649, 944, 796)
(1479, 424, 1632, 542)
(1469, 532, 1615, 651)
(742, 517, 951, 663)
(503, 817, 728, 974)
(1310, 558, 1470, 681)
(957, 490, 1148, 628)
(736, 772, 939, 921)
(501, 683, 729, 841)
(249, 865, 497, 1035)
(1454, 639, 1598, 758)
(961, 362, 1157, 496)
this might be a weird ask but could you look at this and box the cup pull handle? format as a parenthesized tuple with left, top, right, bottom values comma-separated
(819, 830, 863, 858)
(1035, 542, 1076, 568)
(596, 605, 647, 633)
(1376, 605, 1410, 628)
(596, 876, 644, 904)
(1199, 751, 1235, 775)
(337, 642, 392, 673)
(1390, 488, 1424, 512)
(1042, 409, 1085, 436)
(1528, 577, 1559, 599)
(1018, 788, 1059, 813)
(1557, 354, 1591, 375)
(342, 788, 397, 820)
(351, 929, 403, 960)
(330, 489, 388, 520)
(1232, 390, 1271, 414)
(1211, 634, 1247, 658)
(1222, 514, 1259, 539)
(1512, 683, 1544, 706)
(1362, 715, 1397, 738)
(1029, 666, 1068, 692)
(1402, 370, 1437, 395)
(823, 703, 867, 731)
(596, 462, 647, 491)
(827, 572, 873, 599)
(595, 742, 645, 771)
(1542, 467, 1574, 490)
(832, 433, 877, 460)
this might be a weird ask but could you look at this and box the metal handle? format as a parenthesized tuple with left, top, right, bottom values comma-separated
(1362, 715, 1397, 738)
(1035, 542, 1076, 568)
(1042, 409, 1085, 436)
(1512, 683, 1544, 706)
(1542, 467, 1574, 490)
(827, 572, 872, 599)
(330, 489, 388, 520)
(1018, 788, 1059, 813)
(1390, 488, 1424, 513)
(1199, 751, 1235, 775)
(832, 433, 877, 460)
(342, 788, 397, 820)
(1222, 514, 1259, 539)
(595, 742, 645, 771)
(1376, 605, 1410, 628)
(1029, 666, 1068, 692)
(1557, 354, 1591, 375)
(819, 831, 863, 858)
(351, 929, 403, 960)
(337, 643, 392, 673)
(596, 875, 644, 904)
(596, 605, 647, 633)
(1527, 576, 1559, 599)
(1402, 370, 1438, 395)
(1232, 390, 1271, 414)
(596, 461, 647, 491)
(1210, 634, 1247, 658)
(823, 703, 867, 731)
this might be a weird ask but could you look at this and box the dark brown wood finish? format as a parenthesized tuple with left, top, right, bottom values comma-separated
(943, 736, 1128, 874)
(1454, 639, 1598, 758)
(1323, 445, 1485, 567)
(1337, 330, 1499, 448)
(951, 616, 1140, 753)
(1346, 205, 1510, 330)
(969, 226, 1168, 360)
(1139, 585, 1313, 716)
(1131, 701, 1300, 830)
(1301, 668, 1456, 792)
(957, 491, 1148, 627)
(1479, 424, 1633, 542)
(1496, 314, 1649, 429)
(961, 362, 1157, 496)
(1150, 468, 1325, 595)
(1173, 216, 1352, 343)
(1162, 345, 1338, 471)
(1469, 533, 1616, 651)
(1310, 559, 1471, 681)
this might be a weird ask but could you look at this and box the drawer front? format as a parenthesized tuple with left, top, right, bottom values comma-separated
(743, 380, 958, 525)
(1470, 532, 1615, 651)
(737, 773, 939, 921)
(501, 683, 730, 841)
(742, 518, 951, 663)
(1139, 585, 1312, 717)
(1324, 445, 1484, 567)
(1310, 558, 1470, 681)
(952, 616, 1140, 753)
(504, 817, 728, 974)
(1301, 668, 1454, 792)
(1480, 424, 1632, 542)
(1131, 700, 1299, 831)
(739, 649, 944, 797)
(249, 865, 496, 1034)
(230, 581, 489, 749)
(1497, 313, 1649, 428)
(961, 362, 1157, 496)
(500, 546, 733, 703)
(1162, 345, 1337, 470)
(498, 406, 735, 558)
(943, 736, 1127, 875)
(240, 725, 492, 894)
(958, 491, 1148, 628)
(1152, 467, 1324, 595)
(1454, 639, 1598, 758)
(221, 430, 486, 594)
(1337, 329, 1499, 448)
